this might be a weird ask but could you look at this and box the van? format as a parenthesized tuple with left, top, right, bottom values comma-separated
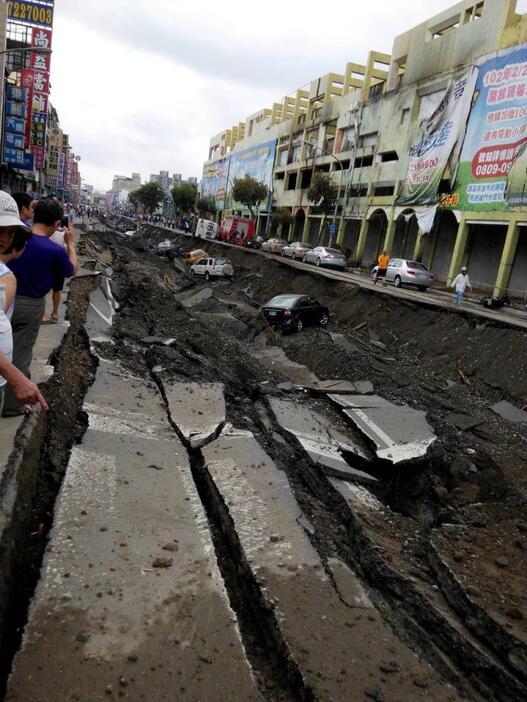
(219, 216, 255, 246)
(195, 219, 219, 240)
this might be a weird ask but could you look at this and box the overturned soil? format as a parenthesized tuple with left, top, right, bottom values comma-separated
(84, 218, 527, 700)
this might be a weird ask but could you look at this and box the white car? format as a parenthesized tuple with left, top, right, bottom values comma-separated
(190, 257, 234, 280)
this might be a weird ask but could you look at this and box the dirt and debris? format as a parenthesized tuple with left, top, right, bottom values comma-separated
(73, 218, 527, 700)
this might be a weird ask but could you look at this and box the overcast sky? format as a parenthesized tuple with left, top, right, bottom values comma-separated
(50, 0, 527, 191)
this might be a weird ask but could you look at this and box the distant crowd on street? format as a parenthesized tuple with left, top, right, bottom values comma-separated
(0, 190, 78, 417)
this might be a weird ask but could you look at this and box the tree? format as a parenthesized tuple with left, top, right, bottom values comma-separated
(196, 196, 217, 218)
(128, 189, 140, 212)
(307, 173, 338, 215)
(231, 176, 268, 219)
(171, 182, 198, 214)
(131, 182, 165, 214)
(271, 207, 294, 232)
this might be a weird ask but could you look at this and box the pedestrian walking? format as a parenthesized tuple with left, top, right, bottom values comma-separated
(451, 266, 471, 305)
(374, 250, 390, 285)
(2, 199, 77, 417)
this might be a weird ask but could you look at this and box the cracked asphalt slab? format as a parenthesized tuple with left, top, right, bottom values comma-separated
(2, 220, 526, 701)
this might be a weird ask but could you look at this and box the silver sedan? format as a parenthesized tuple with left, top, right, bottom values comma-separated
(371, 258, 435, 291)
(303, 246, 347, 270)
(281, 241, 314, 260)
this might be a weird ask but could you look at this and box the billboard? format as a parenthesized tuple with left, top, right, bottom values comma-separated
(397, 68, 477, 205)
(7, 1, 54, 28)
(447, 44, 527, 211)
(200, 157, 230, 209)
(226, 139, 276, 210)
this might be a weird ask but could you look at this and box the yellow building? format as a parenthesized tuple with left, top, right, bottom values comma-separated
(202, 0, 527, 297)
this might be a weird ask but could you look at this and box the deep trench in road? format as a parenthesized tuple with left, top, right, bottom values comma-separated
(1, 218, 526, 701)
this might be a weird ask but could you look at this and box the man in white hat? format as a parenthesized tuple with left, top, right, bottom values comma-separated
(451, 266, 472, 305)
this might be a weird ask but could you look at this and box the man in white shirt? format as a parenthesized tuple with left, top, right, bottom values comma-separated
(451, 266, 471, 305)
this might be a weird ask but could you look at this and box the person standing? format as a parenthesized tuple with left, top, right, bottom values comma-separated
(12, 192, 35, 229)
(0, 197, 46, 413)
(451, 266, 472, 305)
(2, 199, 77, 416)
(374, 250, 390, 285)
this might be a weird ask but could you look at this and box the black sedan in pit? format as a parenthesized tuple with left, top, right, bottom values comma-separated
(261, 294, 330, 332)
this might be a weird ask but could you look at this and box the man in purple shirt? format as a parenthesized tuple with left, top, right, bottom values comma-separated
(2, 199, 78, 416)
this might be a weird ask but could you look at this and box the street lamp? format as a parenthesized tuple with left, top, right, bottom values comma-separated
(1, 46, 52, 57)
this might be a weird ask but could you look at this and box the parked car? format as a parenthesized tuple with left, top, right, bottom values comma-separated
(156, 240, 175, 255)
(261, 238, 288, 254)
(261, 294, 330, 332)
(195, 218, 219, 240)
(246, 235, 265, 250)
(185, 248, 208, 265)
(303, 246, 347, 270)
(190, 257, 234, 280)
(281, 241, 314, 260)
(370, 258, 434, 291)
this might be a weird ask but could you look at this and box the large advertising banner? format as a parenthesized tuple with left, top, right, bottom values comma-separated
(447, 44, 527, 211)
(226, 139, 276, 210)
(200, 157, 230, 209)
(397, 68, 477, 206)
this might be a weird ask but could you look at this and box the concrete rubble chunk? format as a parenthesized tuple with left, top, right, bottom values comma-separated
(490, 400, 527, 424)
(162, 381, 226, 448)
(180, 286, 213, 309)
(329, 394, 436, 464)
(268, 397, 376, 483)
(304, 379, 374, 395)
(6, 361, 261, 702)
(202, 432, 460, 701)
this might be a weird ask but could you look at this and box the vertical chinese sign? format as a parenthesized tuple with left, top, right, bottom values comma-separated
(5, 1, 54, 174)
(450, 43, 527, 211)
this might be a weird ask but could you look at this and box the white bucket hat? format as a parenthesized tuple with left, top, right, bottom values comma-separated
(0, 191, 27, 228)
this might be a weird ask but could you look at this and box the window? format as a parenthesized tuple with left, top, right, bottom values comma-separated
(338, 126, 356, 153)
(350, 186, 368, 197)
(400, 108, 410, 125)
(360, 132, 378, 148)
(379, 151, 399, 163)
(428, 15, 460, 40)
(275, 171, 285, 180)
(301, 170, 312, 189)
(354, 155, 374, 169)
(374, 185, 395, 196)
(464, 2, 484, 23)
(286, 173, 297, 191)
(279, 150, 288, 167)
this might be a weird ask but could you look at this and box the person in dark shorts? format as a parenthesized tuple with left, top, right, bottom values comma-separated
(375, 251, 390, 285)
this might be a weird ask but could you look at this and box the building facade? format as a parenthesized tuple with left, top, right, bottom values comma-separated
(202, 0, 527, 297)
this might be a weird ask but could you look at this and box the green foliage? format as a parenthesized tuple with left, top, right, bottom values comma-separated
(171, 183, 198, 214)
(197, 196, 217, 218)
(129, 182, 165, 214)
(307, 173, 338, 215)
(231, 176, 268, 218)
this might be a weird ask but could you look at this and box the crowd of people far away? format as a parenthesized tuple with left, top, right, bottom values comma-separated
(0, 191, 78, 418)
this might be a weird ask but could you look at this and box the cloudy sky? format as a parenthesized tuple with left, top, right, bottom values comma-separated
(50, 0, 527, 191)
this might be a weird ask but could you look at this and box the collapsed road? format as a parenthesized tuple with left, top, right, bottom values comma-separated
(0, 218, 526, 702)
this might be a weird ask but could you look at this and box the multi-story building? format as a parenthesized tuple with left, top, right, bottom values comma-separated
(150, 171, 198, 192)
(201, 0, 527, 297)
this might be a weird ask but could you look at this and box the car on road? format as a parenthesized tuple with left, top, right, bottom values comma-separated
(185, 248, 208, 265)
(261, 238, 288, 254)
(370, 258, 435, 291)
(281, 241, 314, 260)
(261, 294, 330, 332)
(190, 257, 234, 280)
(246, 235, 265, 250)
(156, 240, 175, 255)
(303, 246, 347, 270)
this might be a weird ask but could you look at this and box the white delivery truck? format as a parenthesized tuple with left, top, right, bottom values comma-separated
(195, 219, 219, 240)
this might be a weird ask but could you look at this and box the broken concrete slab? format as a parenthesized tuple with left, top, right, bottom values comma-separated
(444, 412, 483, 431)
(304, 379, 374, 395)
(161, 381, 226, 448)
(202, 432, 461, 701)
(329, 394, 436, 464)
(7, 362, 261, 702)
(268, 397, 376, 484)
(250, 345, 319, 386)
(180, 286, 213, 309)
(490, 400, 527, 424)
